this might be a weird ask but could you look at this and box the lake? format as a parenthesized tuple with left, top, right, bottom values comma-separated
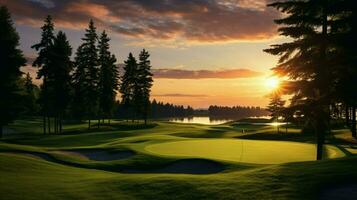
(169, 116, 286, 126)
(169, 116, 234, 125)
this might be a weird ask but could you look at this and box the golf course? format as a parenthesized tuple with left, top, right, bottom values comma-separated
(1, 118, 357, 199)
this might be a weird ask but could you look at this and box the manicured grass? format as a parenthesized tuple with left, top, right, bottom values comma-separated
(1, 118, 357, 199)
(144, 139, 344, 164)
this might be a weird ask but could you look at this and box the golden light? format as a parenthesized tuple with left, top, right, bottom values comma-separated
(265, 77, 280, 90)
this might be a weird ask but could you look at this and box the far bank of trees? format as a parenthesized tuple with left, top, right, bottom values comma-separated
(208, 105, 270, 118)
(115, 100, 194, 119)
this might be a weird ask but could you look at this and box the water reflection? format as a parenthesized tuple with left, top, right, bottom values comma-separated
(169, 116, 233, 125)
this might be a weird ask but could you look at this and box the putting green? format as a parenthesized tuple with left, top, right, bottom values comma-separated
(145, 139, 345, 164)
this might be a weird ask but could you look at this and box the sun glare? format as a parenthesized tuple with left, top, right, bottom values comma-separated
(265, 77, 280, 90)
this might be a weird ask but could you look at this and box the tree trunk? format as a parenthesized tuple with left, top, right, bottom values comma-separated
(0, 125, 3, 138)
(43, 115, 46, 134)
(54, 117, 57, 134)
(88, 119, 91, 129)
(48, 116, 51, 134)
(352, 105, 356, 138)
(316, 132, 325, 160)
(59, 116, 62, 134)
(346, 105, 350, 127)
(98, 119, 100, 128)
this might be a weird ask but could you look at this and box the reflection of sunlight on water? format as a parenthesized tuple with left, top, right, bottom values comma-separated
(270, 122, 287, 126)
(169, 117, 232, 125)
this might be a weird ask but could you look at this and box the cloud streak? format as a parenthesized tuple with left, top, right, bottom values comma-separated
(153, 93, 209, 97)
(152, 68, 263, 79)
(2, 0, 279, 42)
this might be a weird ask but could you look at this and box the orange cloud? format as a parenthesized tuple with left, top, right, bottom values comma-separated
(152, 68, 263, 79)
(66, 2, 121, 23)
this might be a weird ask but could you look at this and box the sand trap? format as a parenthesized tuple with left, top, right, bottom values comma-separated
(320, 184, 357, 200)
(65, 149, 136, 161)
(145, 139, 345, 164)
(121, 159, 224, 174)
(7, 151, 223, 174)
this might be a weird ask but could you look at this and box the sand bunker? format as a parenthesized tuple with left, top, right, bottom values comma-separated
(66, 149, 136, 161)
(121, 159, 224, 174)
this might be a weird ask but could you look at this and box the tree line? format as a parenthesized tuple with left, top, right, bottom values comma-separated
(265, 0, 357, 160)
(208, 105, 270, 118)
(115, 99, 194, 119)
(0, 6, 153, 136)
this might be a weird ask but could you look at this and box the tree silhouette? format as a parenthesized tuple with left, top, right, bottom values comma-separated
(265, 0, 334, 160)
(267, 94, 285, 134)
(136, 49, 153, 125)
(332, 0, 357, 137)
(48, 31, 72, 133)
(22, 72, 39, 115)
(98, 31, 119, 124)
(72, 20, 99, 129)
(0, 6, 26, 137)
(120, 53, 137, 121)
(31, 15, 55, 134)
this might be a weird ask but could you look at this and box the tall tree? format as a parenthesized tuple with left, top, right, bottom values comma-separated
(31, 15, 55, 134)
(98, 31, 119, 124)
(72, 20, 99, 129)
(120, 53, 138, 121)
(264, 0, 334, 160)
(22, 72, 39, 115)
(332, 0, 357, 137)
(0, 6, 26, 137)
(48, 31, 72, 133)
(136, 49, 153, 125)
(267, 94, 285, 134)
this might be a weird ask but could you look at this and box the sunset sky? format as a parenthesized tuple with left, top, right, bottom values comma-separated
(2, 0, 285, 108)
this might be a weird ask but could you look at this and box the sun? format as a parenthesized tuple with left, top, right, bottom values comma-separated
(265, 77, 280, 90)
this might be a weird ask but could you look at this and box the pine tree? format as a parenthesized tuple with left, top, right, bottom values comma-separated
(136, 49, 153, 125)
(267, 94, 285, 134)
(120, 53, 137, 121)
(31, 15, 55, 134)
(22, 72, 39, 115)
(98, 31, 119, 124)
(72, 20, 99, 129)
(48, 31, 72, 133)
(264, 0, 335, 160)
(0, 6, 26, 137)
(332, 0, 357, 137)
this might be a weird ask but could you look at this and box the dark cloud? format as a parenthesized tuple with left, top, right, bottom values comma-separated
(152, 68, 263, 79)
(2, 0, 279, 42)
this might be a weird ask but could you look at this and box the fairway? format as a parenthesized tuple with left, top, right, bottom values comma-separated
(145, 139, 345, 164)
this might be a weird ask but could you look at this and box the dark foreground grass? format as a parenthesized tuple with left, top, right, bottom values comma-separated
(1, 152, 357, 200)
(1, 118, 357, 199)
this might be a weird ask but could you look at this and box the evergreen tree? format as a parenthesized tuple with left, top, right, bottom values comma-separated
(22, 73, 39, 115)
(264, 0, 335, 160)
(267, 94, 285, 134)
(72, 20, 99, 129)
(332, 0, 357, 137)
(48, 31, 72, 133)
(0, 6, 26, 137)
(31, 15, 55, 134)
(136, 49, 153, 125)
(120, 53, 137, 121)
(98, 31, 119, 124)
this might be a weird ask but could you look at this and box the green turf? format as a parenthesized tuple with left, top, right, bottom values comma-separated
(1, 118, 357, 199)
(144, 139, 344, 164)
